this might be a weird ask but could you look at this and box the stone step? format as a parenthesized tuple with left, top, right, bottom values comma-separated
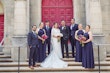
(26, 58, 75, 62)
(46, 51, 73, 54)
(0, 72, 109, 73)
(0, 58, 13, 62)
(107, 54, 110, 57)
(106, 58, 110, 61)
(0, 55, 11, 58)
(0, 52, 4, 55)
(0, 66, 110, 72)
(0, 61, 109, 67)
(61, 58, 75, 61)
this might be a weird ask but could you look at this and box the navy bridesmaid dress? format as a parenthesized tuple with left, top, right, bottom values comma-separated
(75, 30, 84, 62)
(82, 32, 94, 68)
(38, 29, 46, 62)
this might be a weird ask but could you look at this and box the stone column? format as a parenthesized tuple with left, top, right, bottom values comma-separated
(3, 0, 15, 55)
(30, 0, 41, 27)
(14, 0, 27, 36)
(73, 0, 86, 25)
(100, 0, 110, 54)
(86, 0, 102, 34)
(26, 0, 30, 32)
(11, 0, 28, 62)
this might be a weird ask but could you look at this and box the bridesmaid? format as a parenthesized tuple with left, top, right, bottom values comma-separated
(82, 25, 94, 69)
(75, 24, 85, 62)
(38, 22, 46, 62)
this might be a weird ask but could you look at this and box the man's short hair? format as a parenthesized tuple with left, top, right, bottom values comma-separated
(71, 18, 75, 21)
(45, 20, 49, 23)
(32, 25, 36, 28)
(61, 20, 65, 22)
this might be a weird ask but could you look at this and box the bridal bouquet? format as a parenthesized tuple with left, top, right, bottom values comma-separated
(78, 35, 86, 47)
(41, 34, 48, 44)
(57, 36, 61, 42)
(57, 33, 63, 42)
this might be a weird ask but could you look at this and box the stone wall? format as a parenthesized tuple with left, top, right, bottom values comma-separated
(1, 0, 110, 61)
(1, 0, 29, 61)
(101, 0, 110, 53)
(0, 1, 3, 14)
(1, 0, 15, 55)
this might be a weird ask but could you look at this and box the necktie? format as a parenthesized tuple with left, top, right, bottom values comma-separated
(71, 25, 73, 30)
(47, 26, 49, 30)
(62, 27, 64, 30)
(33, 32, 37, 37)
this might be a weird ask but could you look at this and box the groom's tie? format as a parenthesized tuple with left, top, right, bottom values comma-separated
(46, 26, 49, 30)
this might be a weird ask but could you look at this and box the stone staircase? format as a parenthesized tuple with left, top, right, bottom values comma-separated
(0, 52, 12, 62)
(106, 54, 110, 61)
(0, 52, 110, 73)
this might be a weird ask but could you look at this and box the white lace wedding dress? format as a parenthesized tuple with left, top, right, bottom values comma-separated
(41, 28, 68, 68)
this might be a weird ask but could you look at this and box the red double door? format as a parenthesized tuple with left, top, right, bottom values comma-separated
(42, 0, 73, 26)
(0, 15, 4, 42)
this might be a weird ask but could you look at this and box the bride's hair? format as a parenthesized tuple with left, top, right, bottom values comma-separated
(53, 22, 58, 28)
(39, 22, 44, 26)
(54, 22, 57, 25)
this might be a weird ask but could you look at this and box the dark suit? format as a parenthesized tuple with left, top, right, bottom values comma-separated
(44, 26, 51, 54)
(60, 26, 69, 58)
(69, 24, 78, 57)
(28, 31, 39, 66)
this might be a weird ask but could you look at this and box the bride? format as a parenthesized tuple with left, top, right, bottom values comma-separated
(41, 22, 68, 68)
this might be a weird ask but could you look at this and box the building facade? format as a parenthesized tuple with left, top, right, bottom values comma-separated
(0, 0, 110, 61)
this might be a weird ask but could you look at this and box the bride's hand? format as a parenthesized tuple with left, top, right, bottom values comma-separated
(53, 35, 58, 38)
(57, 36, 61, 38)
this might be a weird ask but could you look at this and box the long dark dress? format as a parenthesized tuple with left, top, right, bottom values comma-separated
(82, 32, 94, 68)
(75, 30, 84, 62)
(38, 29, 46, 62)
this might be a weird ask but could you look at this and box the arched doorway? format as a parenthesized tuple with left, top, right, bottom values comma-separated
(42, 0, 73, 26)
(0, 2, 4, 43)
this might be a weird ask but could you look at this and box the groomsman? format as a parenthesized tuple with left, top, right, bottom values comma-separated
(28, 25, 39, 69)
(60, 20, 69, 58)
(69, 18, 78, 57)
(44, 21, 51, 54)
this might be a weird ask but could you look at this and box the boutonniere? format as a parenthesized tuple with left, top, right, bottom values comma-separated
(64, 27, 66, 29)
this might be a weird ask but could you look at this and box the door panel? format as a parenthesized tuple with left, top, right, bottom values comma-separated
(0, 15, 4, 42)
(42, 0, 73, 26)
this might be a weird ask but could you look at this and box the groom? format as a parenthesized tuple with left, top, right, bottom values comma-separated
(28, 25, 39, 69)
(60, 20, 69, 58)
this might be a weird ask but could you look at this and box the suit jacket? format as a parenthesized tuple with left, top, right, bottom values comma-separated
(44, 26, 51, 40)
(28, 31, 39, 47)
(60, 25, 69, 40)
(69, 24, 78, 38)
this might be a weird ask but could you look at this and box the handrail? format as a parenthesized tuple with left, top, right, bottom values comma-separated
(17, 43, 27, 73)
(93, 42, 110, 46)
(0, 42, 27, 47)
(0, 38, 4, 46)
(93, 42, 110, 73)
